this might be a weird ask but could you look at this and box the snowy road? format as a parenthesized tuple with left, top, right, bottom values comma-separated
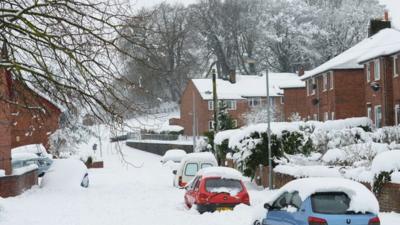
(0, 143, 399, 225)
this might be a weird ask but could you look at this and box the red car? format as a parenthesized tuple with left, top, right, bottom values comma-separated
(184, 167, 250, 213)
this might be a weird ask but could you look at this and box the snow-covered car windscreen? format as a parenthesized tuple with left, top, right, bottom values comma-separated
(311, 192, 351, 214)
(205, 178, 242, 195)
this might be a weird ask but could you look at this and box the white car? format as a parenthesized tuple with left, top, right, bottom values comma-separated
(173, 152, 217, 187)
(41, 158, 89, 190)
(160, 149, 187, 164)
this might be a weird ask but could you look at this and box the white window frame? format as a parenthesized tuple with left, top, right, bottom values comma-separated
(394, 55, 398, 77)
(226, 100, 237, 110)
(324, 112, 329, 121)
(374, 105, 382, 128)
(367, 106, 372, 121)
(323, 73, 328, 91)
(208, 120, 214, 131)
(374, 59, 380, 81)
(331, 112, 335, 120)
(248, 98, 261, 107)
(311, 78, 316, 95)
(232, 119, 238, 128)
(280, 96, 284, 104)
(329, 72, 334, 90)
(208, 101, 213, 111)
(313, 114, 318, 121)
(366, 63, 371, 82)
(395, 104, 400, 125)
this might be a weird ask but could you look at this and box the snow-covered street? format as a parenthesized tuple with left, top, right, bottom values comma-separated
(0, 142, 399, 225)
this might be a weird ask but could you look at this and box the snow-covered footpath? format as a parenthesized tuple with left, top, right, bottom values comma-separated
(0, 142, 399, 225)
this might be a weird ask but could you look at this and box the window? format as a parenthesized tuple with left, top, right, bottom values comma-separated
(394, 55, 399, 77)
(248, 98, 261, 107)
(313, 114, 318, 121)
(208, 101, 214, 110)
(395, 104, 400, 125)
(331, 112, 335, 120)
(366, 63, 371, 82)
(226, 100, 237, 110)
(307, 78, 316, 96)
(324, 112, 329, 121)
(375, 105, 382, 128)
(323, 73, 328, 91)
(232, 119, 238, 128)
(272, 192, 291, 209)
(367, 106, 372, 121)
(281, 96, 284, 104)
(201, 163, 213, 169)
(184, 163, 198, 176)
(330, 72, 334, 90)
(374, 59, 380, 81)
(208, 120, 214, 131)
(311, 192, 350, 214)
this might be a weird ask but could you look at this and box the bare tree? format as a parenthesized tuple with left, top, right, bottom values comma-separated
(0, 0, 149, 123)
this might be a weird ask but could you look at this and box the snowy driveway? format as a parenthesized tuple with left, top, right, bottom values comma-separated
(0, 143, 399, 225)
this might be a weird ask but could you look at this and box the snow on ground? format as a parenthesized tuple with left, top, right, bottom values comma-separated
(0, 140, 398, 224)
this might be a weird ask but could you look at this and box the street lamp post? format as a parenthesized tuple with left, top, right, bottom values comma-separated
(212, 69, 219, 158)
(266, 69, 273, 190)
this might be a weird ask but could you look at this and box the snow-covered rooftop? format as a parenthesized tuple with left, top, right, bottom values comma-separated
(192, 73, 301, 100)
(302, 28, 400, 80)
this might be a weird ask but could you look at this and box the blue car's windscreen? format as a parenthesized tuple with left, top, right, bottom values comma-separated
(311, 192, 350, 214)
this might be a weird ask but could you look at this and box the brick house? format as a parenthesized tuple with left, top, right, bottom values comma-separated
(298, 27, 400, 122)
(171, 72, 302, 135)
(0, 64, 62, 176)
(357, 28, 400, 127)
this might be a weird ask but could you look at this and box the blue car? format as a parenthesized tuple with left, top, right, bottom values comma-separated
(261, 178, 380, 225)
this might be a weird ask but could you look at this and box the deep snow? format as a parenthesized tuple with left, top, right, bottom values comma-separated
(0, 142, 399, 225)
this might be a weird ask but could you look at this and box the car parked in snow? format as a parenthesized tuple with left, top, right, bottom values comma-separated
(173, 152, 217, 187)
(184, 167, 250, 213)
(160, 149, 187, 164)
(41, 158, 89, 189)
(259, 177, 380, 225)
(11, 144, 53, 177)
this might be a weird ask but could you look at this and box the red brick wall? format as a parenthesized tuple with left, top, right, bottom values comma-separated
(283, 87, 307, 120)
(0, 69, 12, 175)
(9, 81, 61, 149)
(0, 169, 38, 197)
(304, 69, 365, 120)
(333, 70, 365, 119)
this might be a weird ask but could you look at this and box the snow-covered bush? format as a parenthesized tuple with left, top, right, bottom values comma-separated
(372, 126, 400, 144)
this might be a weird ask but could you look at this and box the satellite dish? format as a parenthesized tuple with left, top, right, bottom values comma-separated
(370, 82, 380, 92)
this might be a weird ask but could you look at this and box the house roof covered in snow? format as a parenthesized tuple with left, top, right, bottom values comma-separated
(358, 29, 400, 63)
(192, 73, 302, 100)
(301, 28, 400, 80)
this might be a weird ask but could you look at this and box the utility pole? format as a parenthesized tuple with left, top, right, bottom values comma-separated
(266, 69, 273, 189)
(212, 69, 219, 158)
(192, 92, 197, 151)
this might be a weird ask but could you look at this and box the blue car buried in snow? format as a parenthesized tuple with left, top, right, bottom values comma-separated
(260, 178, 380, 225)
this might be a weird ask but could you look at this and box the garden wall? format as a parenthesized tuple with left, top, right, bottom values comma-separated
(0, 168, 38, 197)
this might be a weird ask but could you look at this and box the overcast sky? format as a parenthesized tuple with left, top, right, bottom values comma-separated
(132, 0, 400, 28)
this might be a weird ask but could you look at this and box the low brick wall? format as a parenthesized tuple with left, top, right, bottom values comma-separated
(87, 161, 104, 169)
(0, 169, 38, 197)
(126, 141, 193, 156)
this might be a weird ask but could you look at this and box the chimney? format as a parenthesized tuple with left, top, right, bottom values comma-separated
(368, 10, 391, 37)
(384, 10, 389, 21)
(229, 69, 236, 83)
(298, 66, 305, 77)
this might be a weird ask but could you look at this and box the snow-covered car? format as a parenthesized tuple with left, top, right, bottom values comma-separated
(11, 144, 53, 177)
(184, 167, 250, 213)
(173, 152, 217, 187)
(41, 158, 89, 190)
(160, 149, 187, 164)
(258, 177, 380, 225)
